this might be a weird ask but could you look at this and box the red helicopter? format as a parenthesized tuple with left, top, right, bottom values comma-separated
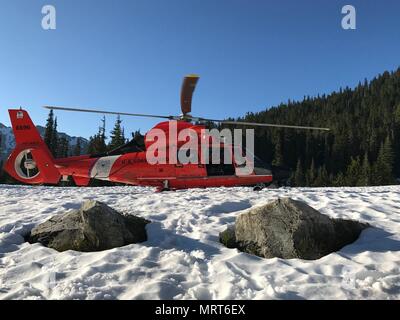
(4, 75, 329, 191)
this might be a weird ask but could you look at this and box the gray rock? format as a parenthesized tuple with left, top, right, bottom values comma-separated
(28, 200, 150, 252)
(225, 198, 368, 260)
(219, 225, 237, 248)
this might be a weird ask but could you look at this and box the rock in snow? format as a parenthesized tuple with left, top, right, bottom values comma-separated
(28, 200, 150, 252)
(221, 197, 368, 260)
(1, 185, 399, 299)
(219, 225, 237, 248)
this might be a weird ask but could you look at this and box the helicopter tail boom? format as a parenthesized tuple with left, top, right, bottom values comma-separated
(4, 109, 60, 184)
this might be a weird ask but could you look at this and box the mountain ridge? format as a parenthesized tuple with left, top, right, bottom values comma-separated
(0, 123, 89, 162)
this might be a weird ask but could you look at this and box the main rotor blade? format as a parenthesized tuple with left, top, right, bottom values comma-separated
(44, 106, 174, 120)
(181, 74, 199, 115)
(191, 117, 330, 131)
(43, 106, 330, 131)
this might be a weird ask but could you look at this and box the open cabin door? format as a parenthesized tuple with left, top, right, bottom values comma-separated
(206, 146, 235, 176)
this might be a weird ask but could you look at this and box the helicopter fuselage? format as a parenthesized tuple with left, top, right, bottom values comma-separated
(5, 110, 273, 190)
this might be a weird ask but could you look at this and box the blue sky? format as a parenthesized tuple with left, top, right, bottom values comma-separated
(0, 0, 399, 139)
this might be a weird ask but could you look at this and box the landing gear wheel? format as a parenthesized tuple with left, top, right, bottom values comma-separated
(253, 183, 266, 191)
(160, 180, 171, 192)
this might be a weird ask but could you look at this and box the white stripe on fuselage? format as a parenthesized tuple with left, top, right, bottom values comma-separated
(90, 155, 120, 180)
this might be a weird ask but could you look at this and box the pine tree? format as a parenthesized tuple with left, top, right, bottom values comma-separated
(51, 117, 59, 156)
(44, 110, 55, 154)
(374, 137, 394, 185)
(314, 165, 329, 187)
(357, 152, 371, 186)
(88, 131, 107, 155)
(395, 104, 400, 125)
(334, 172, 346, 187)
(73, 138, 82, 156)
(307, 159, 316, 186)
(294, 159, 305, 187)
(272, 134, 283, 166)
(345, 157, 361, 186)
(88, 117, 107, 154)
(108, 115, 125, 151)
(100, 116, 106, 147)
(88, 135, 96, 155)
(56, 137, 69, 158)
(122, 127, 126, 144)
(132, 130, 145, 149)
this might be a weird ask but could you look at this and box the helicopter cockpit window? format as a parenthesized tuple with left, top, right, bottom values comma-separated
(91, 139, 144, 158)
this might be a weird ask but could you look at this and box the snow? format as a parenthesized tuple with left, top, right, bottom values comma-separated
(0, 185, 399, 300)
